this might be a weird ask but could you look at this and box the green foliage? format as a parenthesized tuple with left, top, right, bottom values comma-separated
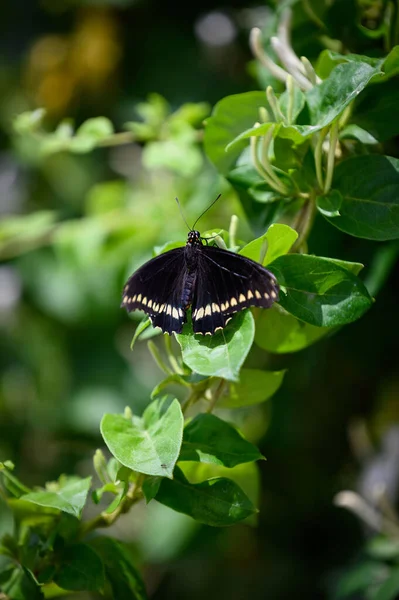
(101, 398, 184, 478)
(155, 466, 257, 527)
(21, 476, 92, 518)
(175, 310, 255, 381)
(3, 1, 399, 598)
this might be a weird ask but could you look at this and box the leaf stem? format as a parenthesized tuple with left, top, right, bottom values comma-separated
(147, 341, 173, 375)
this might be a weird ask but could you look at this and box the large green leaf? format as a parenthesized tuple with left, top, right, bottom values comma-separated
(54, 544, 105, 592)
(268, 254, 372, 327)
(353, 79, 399, 142)
(225, 62, 383, 150)
(179, 413, 263, 467)
(101, 398, 184, 478)
(155, 466, 257, 527)
(175, 311, 255, 382)
(326, 155, 399, 240)
(91, 537, 148, 600)
(255, 307, 330, 353)
(180, 461, 260, 526)
(21, 476, 92, 518)
(306, 61, 383, 128)
(239, 223, 298, 265)
(203, 92, 267, 174)
(219, 368, 286, 407)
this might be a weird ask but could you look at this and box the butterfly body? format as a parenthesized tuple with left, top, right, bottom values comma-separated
(122, 230, 279, 335)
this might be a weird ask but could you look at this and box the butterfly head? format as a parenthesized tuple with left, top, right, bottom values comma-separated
(187, 230, 202, 247)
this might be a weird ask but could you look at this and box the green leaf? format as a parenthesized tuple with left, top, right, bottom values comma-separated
(151, 373, 191, 399)
(232, 62, 383, 147)
(239, 223, 298, 265)
(54, 544, 105, 592)
(367, 536, 399, 560)
(0, 566, 44, 599)
(224, 122, 274, 153)
(203, 91, 267, 174)
(219, 368, 286, 407)
(255, 306, 330, 353)
(142, 476, 162, 503)
(306, 61, 383, 128)
(13, 108, 46, 134)
(131, 317, 152, 349)
(0, 211, 57, 260)
(374, 568, 399, 600)
(180, 460, 260, 526)
(91, 537, 148, 600)
(316, 49, 382, 79)
(76, 117, 114, 140)
(155, 466, 257, 526)
(268, 254, 373, 327)
(179, 413, 264, 467)
(339, 124, 378, 144)
(0, 461, 30, 497)
(21, 476, 92, 518)
(335, 561, 390, 599)
(353, 79, 399, 142)
(325, 258, 364, 276)
(175, 310, 255, 382)
(326, 155, 399, 240)
(143, 141, 203, 177)
(316, 190, 342, 218)
(101, 398, 184, 478)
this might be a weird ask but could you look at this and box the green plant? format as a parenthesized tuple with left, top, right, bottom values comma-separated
(1, 2, 399, 598)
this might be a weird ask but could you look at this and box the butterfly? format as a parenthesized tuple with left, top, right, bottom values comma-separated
(121, 227, 280, 336)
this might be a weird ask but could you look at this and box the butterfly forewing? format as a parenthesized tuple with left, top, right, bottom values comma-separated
(121, 248, 187, 334)
(191, 246, 279, 335)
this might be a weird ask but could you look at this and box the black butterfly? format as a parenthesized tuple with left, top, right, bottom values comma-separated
(121, 229, 279, 335)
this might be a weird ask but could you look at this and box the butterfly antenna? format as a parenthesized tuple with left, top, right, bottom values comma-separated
(191, 194, 221, 230)
(175, 197, 191, 231)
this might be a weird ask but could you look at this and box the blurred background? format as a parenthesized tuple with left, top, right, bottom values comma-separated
(1, 1, 399, 598)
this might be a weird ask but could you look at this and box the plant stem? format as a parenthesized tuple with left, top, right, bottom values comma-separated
(79, 477, 144, 539)
(164, 335, 182, 374)
(97, 132, 135, 147)
(292, 192, 317, 251)
(147, 341, 173, 375)
(206, 379, 226, 414)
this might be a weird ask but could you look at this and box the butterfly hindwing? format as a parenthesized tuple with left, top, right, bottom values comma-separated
(121, 248, 186, 334)
(191, 245, 279, 335)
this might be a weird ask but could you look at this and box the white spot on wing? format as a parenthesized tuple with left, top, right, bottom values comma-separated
(196, 307, 204, 319)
